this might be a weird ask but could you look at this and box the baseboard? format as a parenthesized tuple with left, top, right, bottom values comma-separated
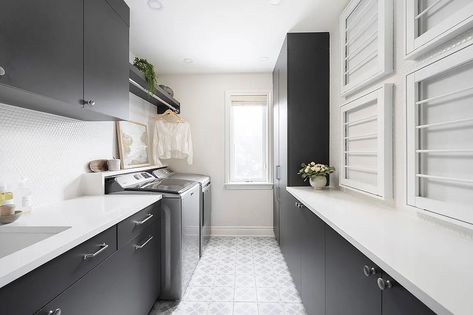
(210, 226, 275, 237)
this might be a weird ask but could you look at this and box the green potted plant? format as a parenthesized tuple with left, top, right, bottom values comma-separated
(133, 57, 158, 94)
(298, 162, 335, 189)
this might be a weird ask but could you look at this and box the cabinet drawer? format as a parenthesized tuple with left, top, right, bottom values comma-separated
(0, 226, 117, 315)
(118, 201, 160, 248)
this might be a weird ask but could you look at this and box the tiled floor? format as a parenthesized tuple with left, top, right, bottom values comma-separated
(150, 236, 307, 315)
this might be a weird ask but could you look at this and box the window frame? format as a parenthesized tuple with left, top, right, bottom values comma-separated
(405, 0, 473, 59)
(340, 84, 393, 200)
(339, 0, 393, 96)
(224, 90, 273, 190)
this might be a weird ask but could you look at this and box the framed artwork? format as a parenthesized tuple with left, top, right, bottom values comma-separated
(116, 121, 151, 169)
(340, 84, 393, 199)
(405, 0, 473, 59)
(340, 0, 393, 96)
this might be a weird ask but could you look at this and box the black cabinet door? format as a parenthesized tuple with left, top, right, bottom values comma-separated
(0, 0, 83, 106)
(381, 274, 435, 315)
(325, 225, 382, 315)
(37, 252, 123, 315)
(84, 0, 129, 120)
(300, 206, 325, 315)
(283, 195, 304, 290)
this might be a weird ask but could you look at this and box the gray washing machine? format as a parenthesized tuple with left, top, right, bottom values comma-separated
(153, 168, 211, 256)
(105, 171, 200, 300)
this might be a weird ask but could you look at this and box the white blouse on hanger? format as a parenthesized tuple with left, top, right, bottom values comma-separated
(152, 119, 193, 165)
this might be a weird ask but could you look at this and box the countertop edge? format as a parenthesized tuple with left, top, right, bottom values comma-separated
(0, 195, 162, 289)
(287, 187, 453, 315)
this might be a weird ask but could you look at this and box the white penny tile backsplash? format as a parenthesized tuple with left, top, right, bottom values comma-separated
(0, 93, 155, 208)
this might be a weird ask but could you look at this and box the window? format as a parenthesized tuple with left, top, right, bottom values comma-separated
(225, 91, 272, 189)
(340, 84, 393, 199)
(407, 44, 473, 225)
(339, 0, 393, 96)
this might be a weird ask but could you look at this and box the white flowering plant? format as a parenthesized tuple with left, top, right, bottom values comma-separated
(298, 162, 335, 181)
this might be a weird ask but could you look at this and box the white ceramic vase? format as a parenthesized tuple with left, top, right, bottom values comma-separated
(309, 176, 327, 190)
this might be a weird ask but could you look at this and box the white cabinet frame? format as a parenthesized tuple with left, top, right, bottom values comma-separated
(405, 0, 473, 59)
(340, 0, 393, 96)
(340, 84, 393, 199)
(407, 44, 473, 224)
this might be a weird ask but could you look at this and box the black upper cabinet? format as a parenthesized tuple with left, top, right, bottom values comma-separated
(325, 225, 382, 315)
(0, 0, 129, 121)
(0, 0, 83, 108)
(84, 0, 129, 120)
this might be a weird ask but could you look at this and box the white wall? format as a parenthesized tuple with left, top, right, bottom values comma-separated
(329, 1, 473, 214)
(159, 73, 274, 236)
(0, 93, 156, 208)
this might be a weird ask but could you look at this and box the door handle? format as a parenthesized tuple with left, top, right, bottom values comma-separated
(134, 236, 154, 250)
(276, 165, 281, 180)
(83, 243, 109, 260)
(133, 213, 153, 225)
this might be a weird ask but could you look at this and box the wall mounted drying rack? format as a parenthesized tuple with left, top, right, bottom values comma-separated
(128, 63, 181, 114)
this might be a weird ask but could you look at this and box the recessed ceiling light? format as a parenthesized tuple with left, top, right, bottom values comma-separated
(260, 57, 269, 62)
(269, 0, 281, 5)
(147, 0, 163, 10)
(183, 58, 194, 64)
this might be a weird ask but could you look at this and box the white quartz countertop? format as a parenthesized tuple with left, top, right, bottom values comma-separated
(0, 194, 162, 289)
(287, 187, 473, 315)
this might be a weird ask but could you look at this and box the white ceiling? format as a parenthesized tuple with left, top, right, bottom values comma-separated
(125, 0, 349, 74)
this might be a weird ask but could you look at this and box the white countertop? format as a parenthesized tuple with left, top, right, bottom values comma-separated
(0, 194, 162, 289)
(287, 187, 473, 315)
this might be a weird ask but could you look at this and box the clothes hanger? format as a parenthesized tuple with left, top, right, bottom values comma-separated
(152, 109, 184, 123)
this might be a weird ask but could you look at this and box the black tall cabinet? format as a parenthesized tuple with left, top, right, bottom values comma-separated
(273, 33, 330, 242)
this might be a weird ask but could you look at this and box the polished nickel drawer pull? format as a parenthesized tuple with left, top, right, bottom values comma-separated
(83, 243, 109, 260)
(133, 213, 153, 225)
(135, 236, 153, 250)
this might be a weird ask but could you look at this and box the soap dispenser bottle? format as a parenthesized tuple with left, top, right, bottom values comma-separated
(18, 178, 33, 213)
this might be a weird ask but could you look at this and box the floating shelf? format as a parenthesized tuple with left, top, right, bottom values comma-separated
(128, 64, 181, 113)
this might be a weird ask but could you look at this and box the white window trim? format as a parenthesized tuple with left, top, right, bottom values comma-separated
(405, 0, 473, 59)
(406, 43, 473, 225)
(340, 84, 393, 200)
(224, 90, 273, 190)
(340, 0, 393, 96)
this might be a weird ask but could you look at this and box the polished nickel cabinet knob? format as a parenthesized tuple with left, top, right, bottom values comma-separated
(0, 66, 5, 76)
(377, 278, 393, 290)
(85, 99, 95, 106)
(363, 265, 379, 277)
(48, 308, 62, 315)
(294, 202, 304, 208)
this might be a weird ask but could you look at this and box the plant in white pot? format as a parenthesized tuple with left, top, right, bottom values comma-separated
(298, 162, 335, 189)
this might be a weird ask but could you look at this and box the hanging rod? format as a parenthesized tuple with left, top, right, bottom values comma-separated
(416, 149, 473, 153)
(346, 0, 376, 31)
(416, 174, 473, 185)
(416, 86, 473, 105)
(346, 17, 378, 47)
(415, 0, 444, 20)
(345, 51, 378, 75)
(416, 117, 473, 129)
(344, 151, 378, 155)
(345, 165, 378, 174)
(129, 78, 179, 113)
(345, 32, 378, 61)
(345, 133, 378, 141)
(345, 114, 377, 127)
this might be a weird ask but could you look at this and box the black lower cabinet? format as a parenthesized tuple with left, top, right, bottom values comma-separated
(325, 225, 382, 315)
(381, 274, 435, 315)
(38, 224, 160, 315)
(281, 196, 435, 315)
(300, 205, 325, 315)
